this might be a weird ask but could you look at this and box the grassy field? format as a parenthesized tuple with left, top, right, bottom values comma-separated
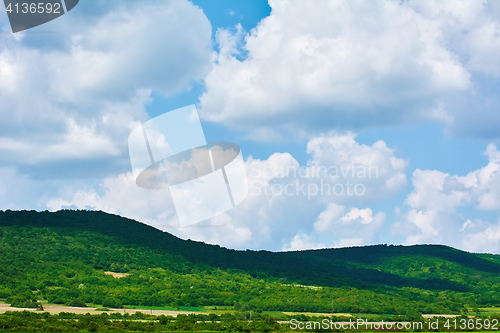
(354, 313, 395, 319)
(478, 307, 500, 316)
(201, 305, 237, 314)
(124, 304, 178, 311)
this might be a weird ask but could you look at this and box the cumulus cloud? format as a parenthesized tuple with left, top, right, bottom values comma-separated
(0, 167, 46, 210)
(0, 0, 212, 176)
(2, 0, 498, 254)
(46, 172, 179, 228)
(461, 220, 500, 254)
(282, 203, 385, 251)
(15, 132, 499, 253)
(0, 166, 94, 210)
(394, 144, 500, 253)
(245, 133, 408, 209)
(44, 171, 254, 248)
(313, 203, 386, 248)
(282, 234, 325, 252)
(42, 133, 404, 250)
(199, 0, 499, 139)
(304, 133, 408, 202)
(0, 119, 121, 164)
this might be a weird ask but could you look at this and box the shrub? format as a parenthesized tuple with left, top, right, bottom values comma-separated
(8, 296, 39, 308)
(49, 297, 67, 304)
(102, 297, 122, 309)
(67, 299, 87, 307)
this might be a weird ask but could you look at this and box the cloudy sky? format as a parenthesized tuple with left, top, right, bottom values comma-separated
(1, 0, 499, 253)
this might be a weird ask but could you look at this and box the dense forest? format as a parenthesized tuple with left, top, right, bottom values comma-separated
(0, 210, 499, 317)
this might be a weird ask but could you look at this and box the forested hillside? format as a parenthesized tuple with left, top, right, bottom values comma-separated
(1, 210, 499, 315)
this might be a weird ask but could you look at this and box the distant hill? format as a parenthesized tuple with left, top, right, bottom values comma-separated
(1, 209, 499, 314)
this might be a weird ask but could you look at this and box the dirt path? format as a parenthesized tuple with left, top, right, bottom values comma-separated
(104, 271, 130, 278)
(0, 302, 206, 317)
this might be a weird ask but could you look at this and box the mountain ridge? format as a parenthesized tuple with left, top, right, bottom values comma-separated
(1, 209, 499, 289)
(1, 209, 499, 313)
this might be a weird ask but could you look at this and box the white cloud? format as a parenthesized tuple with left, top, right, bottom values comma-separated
(48, 1, 211, 102)
(304, 133, 408, 203)
(461, 220, 500, 254)
(464, 22, 500, 76)
(46, 172, 179, 228)
(44, 171, 254, 248)
(0, 119, 121, 164)
(0, 167, 92, 210)
(394, 144, 500, 252)
(10, 131, 499, 253)
(282, 234, 325, 252)
(283, 203, 385, 251)
(199, 0, 499, 139)
(0, 0, 212, 174)
(406, 0, 500, 77)
(313, 204, 386, 247)
(0, 167, 41, 210)
(33, 133, 403, 250)
(183, 213, 253, 249)
(466, 144, 500, 211)
(314, 203, 345, 232)
(210, 133, 403, 249)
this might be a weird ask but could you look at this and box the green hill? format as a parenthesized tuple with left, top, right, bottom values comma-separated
(0, 209, 499, 315)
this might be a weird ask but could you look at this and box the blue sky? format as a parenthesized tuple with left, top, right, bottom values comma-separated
(0, 0, 499, 253)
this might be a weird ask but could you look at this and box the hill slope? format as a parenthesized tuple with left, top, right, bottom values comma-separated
(0, 210, 499, 314)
